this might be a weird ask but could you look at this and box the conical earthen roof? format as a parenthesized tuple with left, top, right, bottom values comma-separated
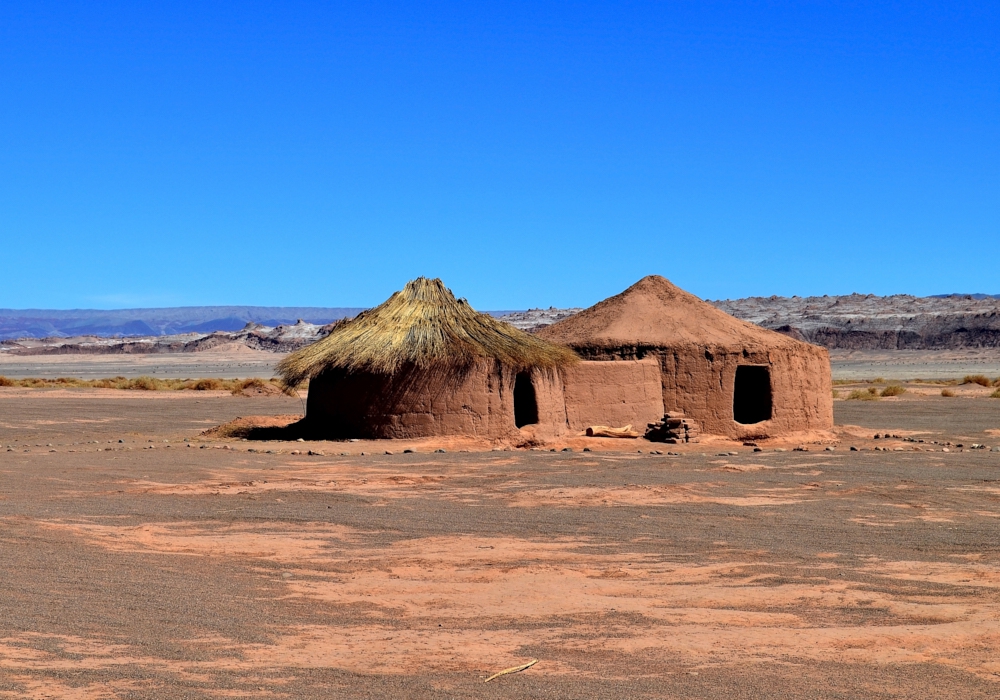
(536, 275, 804, 351)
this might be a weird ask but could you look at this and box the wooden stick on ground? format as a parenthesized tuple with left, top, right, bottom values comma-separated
(484, 659, 539, 683)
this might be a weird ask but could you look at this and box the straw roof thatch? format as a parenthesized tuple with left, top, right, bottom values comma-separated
(277, 277, 578, 387)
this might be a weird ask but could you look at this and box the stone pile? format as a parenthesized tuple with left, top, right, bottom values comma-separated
(645, 412, 700, 444)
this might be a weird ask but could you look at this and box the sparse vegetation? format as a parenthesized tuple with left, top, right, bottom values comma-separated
(962, 374, 992, 387)
(832, 389, 840, 398)
(0, 376, 15, 387)
(880, 385, 906, 397)
(870, 377, 885, 384)
(186, 378, 225, 391)
(991, 389, 1000, 399)
(848, 389, 880, 401)
(941, 389, 956, 397)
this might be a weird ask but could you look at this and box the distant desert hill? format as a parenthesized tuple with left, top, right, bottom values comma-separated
(0, 306, 365, 340)
(508, 294, 1000, 350)
(4, 294, 1000, 352)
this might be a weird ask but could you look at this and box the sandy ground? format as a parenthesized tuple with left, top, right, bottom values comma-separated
(1, 389, 1000, 697)
(0, 348, 280, 380)
(829, 349, 1000, 381)
(4, 347, 1000, 381)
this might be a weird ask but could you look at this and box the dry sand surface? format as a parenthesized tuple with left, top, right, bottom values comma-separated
(1, 389, 1000, 697)
(0, 348, 280, 380)
(829, 349, 1000, 381)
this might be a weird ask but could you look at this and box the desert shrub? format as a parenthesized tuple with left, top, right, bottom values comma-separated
(0, 376, 14, 387)
(991, 389, 1000, 399)
(832, 389, 840, 398)
(941, 389, 955, 397)
(962, 374, 992, 387)
(186, 378, 224, 391)
(868, 386, 879, 395)
(848, 389, 879, 401)
(880, 385, 906, 397)
(232, 378, 267, 395)
(128, 376, 162, 391)
(870, 377, 885, 384)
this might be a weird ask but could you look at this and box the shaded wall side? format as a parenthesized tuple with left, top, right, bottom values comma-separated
(305, 362, 518, 439)
(660, 345, 833, 438)
(561, 358, 664, 431)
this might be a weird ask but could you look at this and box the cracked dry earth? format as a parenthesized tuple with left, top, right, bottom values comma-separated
(0, 391, 999, 697)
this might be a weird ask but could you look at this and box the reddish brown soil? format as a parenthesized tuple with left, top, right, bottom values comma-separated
(0, 388, 999, 697)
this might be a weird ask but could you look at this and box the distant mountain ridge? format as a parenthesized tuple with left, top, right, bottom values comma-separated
(0, 306, 365, 340)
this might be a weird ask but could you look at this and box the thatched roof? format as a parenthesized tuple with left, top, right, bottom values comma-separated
(277, 277, 578, 387)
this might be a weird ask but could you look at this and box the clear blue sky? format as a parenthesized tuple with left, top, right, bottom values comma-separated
(1, 1, 996, 310)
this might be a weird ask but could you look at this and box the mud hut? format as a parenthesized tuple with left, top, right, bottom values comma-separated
(277, 277, 578, 440)
(537, 275, 834, 439)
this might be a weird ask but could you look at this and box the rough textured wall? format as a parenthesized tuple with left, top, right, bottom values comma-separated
(305, 362, 568, 440)
(660, 345, 833, 439)
(560, 358, 664, 431)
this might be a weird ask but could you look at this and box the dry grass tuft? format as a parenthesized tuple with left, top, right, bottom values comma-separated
(277, 277, 578, 388)
(941, 389, 956, 397)
(880, 385, 906, 397)
(962, 374, 992, 387)
(991, 389, 1000, 399)
(848, 389, 880, 401)
(185, 378, 225, 391)
(0, 376, 16, 387)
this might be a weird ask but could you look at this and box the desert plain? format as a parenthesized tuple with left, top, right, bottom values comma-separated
(0, 384, 998, 698)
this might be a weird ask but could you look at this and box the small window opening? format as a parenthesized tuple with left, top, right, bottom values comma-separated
(733, 365, 772, 425)
(513, 372, 538, 428)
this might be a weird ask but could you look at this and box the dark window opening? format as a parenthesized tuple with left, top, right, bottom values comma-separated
(733, 365, 772, 425)
(513, 372, 538, 428)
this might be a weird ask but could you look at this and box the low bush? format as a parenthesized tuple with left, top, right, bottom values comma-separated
(962, 374, 992, 387)
(941, 389, 956, 397)
(186, 378, 225, 391)
(991, 389, 1000, 399)
(880, 385, 906, 397)
(0, 376, 14, 387)
(128, 376, 163, 391)
(848, 389, 879, 401)
(832, 389, 840, 398)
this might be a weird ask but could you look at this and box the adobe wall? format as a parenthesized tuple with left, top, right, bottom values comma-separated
(560, 358, 664, 431)
(304, 362, 568, 440)
(659, 345, 834, 439)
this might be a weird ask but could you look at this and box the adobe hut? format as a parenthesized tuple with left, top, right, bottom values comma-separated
(277, 277, 577, 440)
(537, 275, 834, 440)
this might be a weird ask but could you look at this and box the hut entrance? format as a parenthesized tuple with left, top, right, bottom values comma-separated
(514, 372, 538, 428)
(733, 365, 772, 424)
